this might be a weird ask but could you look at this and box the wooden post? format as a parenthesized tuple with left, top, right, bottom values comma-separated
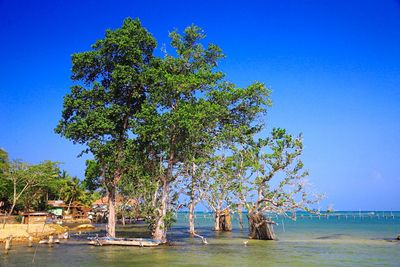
(5, 236, 12, 253)
(48, 235, 54, 247)
(28, 236, 33, 247)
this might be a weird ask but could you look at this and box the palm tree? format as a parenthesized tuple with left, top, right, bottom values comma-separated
(60, 176, 84, 213)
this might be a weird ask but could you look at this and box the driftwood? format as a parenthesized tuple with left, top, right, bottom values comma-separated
(248, 212, 276, 240)
(193, 233, 208, 244)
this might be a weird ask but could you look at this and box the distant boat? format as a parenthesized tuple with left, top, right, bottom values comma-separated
(88, 237, 160, 247)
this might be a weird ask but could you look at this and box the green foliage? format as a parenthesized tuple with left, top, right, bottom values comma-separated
(201, 155, 238, 212)
(15, 214, 22, 223)
(236, 128, 321, 216)
(2, 160, 60, 212)
(0, 151, 96, 213)
(0, 148, 9, 175)
(83, 160, 103, 192)
(55, 17, 158, 196)
(55, 18, 159, 237)
(164, 210, 177, 230)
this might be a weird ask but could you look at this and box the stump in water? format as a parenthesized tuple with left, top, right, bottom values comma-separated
(248, 212, 276, 240)
(218, 209, 232, 231)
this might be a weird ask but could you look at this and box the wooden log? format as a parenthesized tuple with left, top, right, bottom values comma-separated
(193, 233, 208, 244)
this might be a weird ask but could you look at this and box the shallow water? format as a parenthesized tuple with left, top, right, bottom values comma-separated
(1, 211, 399, 266)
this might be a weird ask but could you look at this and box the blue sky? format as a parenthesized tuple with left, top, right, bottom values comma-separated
(1, 0, 399, 210)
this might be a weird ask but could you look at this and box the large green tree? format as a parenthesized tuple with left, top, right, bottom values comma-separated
(55, 18, 156, 237)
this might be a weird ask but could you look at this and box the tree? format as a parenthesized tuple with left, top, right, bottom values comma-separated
(0, 148, 8, 175)
(0, 148, 10, 204)
(202, 155, 237, 231)
(230, 148, 253, 231)
(177, 158, 209, 235)
(204, 146, 254, 231)
(2, 160, 59, 227)
(60, 176, 84, 212)
(55, 18, 157, 237)
(244, 128, 322, 240)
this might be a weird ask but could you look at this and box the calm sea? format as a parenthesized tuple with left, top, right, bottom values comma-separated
(1, 211, 399, 266)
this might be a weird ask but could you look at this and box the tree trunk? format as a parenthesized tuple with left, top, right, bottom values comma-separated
(238, 203, 244, 231)
(3, 200, 16, 228)
(214, 210, 221, 231)
(152, 178, 168, 243)
(3, 181, 18, 228)
(219, 209, 232, 231)
(188, 200, 195, 235)
(67, 197, 73, 214)
(247, 211, 276, 240)
(107, 187, 116, 237)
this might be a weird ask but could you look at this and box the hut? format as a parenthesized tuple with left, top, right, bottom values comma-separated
(47, 200, 91, 220)
(47, 200, 65, 217)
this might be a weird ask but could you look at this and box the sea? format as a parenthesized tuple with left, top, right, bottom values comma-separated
(1, 211, 399, 266)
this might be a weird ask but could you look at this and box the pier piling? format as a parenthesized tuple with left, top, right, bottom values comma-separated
(5, 236, 12, 253)
(28, 236, 33, 247)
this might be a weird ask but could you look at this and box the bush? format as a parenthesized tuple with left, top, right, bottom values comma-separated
(15, 214, 23, 223)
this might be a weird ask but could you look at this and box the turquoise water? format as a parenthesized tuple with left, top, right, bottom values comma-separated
(1, 211, 399, 266)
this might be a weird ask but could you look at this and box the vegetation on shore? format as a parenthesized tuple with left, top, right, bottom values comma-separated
(0, 149, 99, 223)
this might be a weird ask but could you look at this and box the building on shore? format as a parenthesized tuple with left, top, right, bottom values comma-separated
(48, 200, 91, 221)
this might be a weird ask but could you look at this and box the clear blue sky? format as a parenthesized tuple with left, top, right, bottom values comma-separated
(1, 0, 399, 210)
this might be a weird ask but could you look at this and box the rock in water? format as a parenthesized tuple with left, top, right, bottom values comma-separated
(397, 234, 400, 240)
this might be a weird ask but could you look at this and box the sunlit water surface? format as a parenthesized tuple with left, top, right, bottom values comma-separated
(1, 211, 399, 266)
